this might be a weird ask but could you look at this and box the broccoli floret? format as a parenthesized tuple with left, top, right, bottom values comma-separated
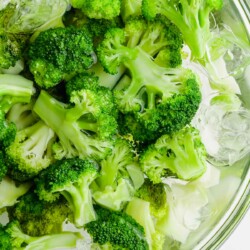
(0, 74, 35, 113)
(2, 220, 84, 249)
(121, 0, 142, 22)
(8, 192, 72, 236)
(5, 120, 56, 178)
(28, 26, 95, 89)
(33, 87, 117, 160)
(0, 150, 7, 181)
(140, 126, 207, 183)
(0, 176, 31, 210)
(126, 197, 166, 250)
(85, 205, 149, 250)
(0, 109, 16, 148)
(70, 0, 121, 20)
(142, 0, 223, 59)
(0, 31, 23, 70)
(91, 138, 144, 211)
(0, 224, 11, 250)
(35, 158, 98, 227)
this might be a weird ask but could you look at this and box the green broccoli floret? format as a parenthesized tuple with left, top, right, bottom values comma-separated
(142, 0, 223, 59)
(0, 150, 7, 181)
(97, 24, 201, 141)
(35, 158, 98, 227)
(0, 110, 16, 148)
(140, 126, 207, 183)
(1, 220, 84, 249)
(0, 31, 23, 70)
(121, 0, 142, 22)
(8, 192, 72, 236)
(0, 224, 11, 250)
(70, 0, 121, 20)
(85, 205, 149, 250)
(91, 138, 144, 211)
(0, 74, 35, 113)
(28, 26, 95, 89)
(33, 87, 117, 160)
(5, 120, 56, 178)
(0, 176, 31, 210)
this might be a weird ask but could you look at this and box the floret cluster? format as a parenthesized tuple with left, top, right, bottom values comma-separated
(0, 0, 249, 249)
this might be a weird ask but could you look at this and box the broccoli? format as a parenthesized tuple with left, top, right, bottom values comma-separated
(5, 120, 56, 178)
(33, 84, 117, 160)
(91, 138, 144, 211)
(0, 150, 7, 181)
(85, 205, 149, 250)
(0, 74, 35, 113)
(35, 158, 98, 227)
(0, 176, 31, 210)
(8, 192, 72, 236)
(142, 0, 223, 59)
(97, 23, 201, 141)
(28, 26, 95, 89)
(70, 0, 121, 20)
(140, 126, 207, 184)
(121, 0, 143, 22)
(1, 220, 84, 250)
(0, 224, 11, 250)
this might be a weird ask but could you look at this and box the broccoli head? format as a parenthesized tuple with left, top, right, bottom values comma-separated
(2, 220, 84, 249)
(142, 0, 223, 58)
(33, 84, 117, 160)
(8, 192, 72, 236)
(70, 0, 121, 20)
(140, 126, 207, 183)
(28, 26, 95, 89)
(35, 158, 98, 227)
(85, 205, 149, 250)
(91, 138, 144, 211)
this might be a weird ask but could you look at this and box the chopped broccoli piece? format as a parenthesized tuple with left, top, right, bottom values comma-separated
(142, 0, 223, 58)
(0, 150, 7, 181)
(28, 26, 95, 89)
(0, 74, 35, 113)
(0, 176, 31, 210)
(8, 192, 72, 236)
(121, 0, 142, 22)
(91, 138, 144, 210)
(85, 205, 149, 250)
(33, 86, 117, 160)
(5, 120, 56, 178)
(2, 220, 84, 249)
(0, 224, 11, 250)
(35, 158, 98, 227)
(70, 0, 121, 20)
(140, 126, 207, 183)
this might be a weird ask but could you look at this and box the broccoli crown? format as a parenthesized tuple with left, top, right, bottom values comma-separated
(140, 126, 207, 183)
(142, 0, 223, 58)
(0, 74, 35, 113)
(0, 31, 22, 69)
(33, 88, 117, 160)
(28, 26, 95, 89)
(8, 192, 72, 236)
(35, 158, 98, 227)
(85, 205, 149, 250)
(91, 138, 144, 210)
(0, 110, 16, 148)
(5, 120, 55, 177)
(71, 0, 121, 20)
(4, 220, 84, 249)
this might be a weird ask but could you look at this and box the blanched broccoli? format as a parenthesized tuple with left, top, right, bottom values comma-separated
(0, 176, 31, 210)
(140, 126, 207, 183)
(97, 22, 201, 141)
(121, 0, 143, 22)
(8, 192, 72, 236)
(85, 205, 149, 250)
(0, 74, 35, 113)
(35, 158, 98, 227)
(33, 82, 117, 160)
(91, 138, 144, 211)
(0, 151, 7, 181)
(70, 0, 121, 20)
(28, 26, 95, 89)
(142, 0, 223, 59)
(1, 220, 84, 250)
(5, 120, 56, 178)
(0, 224, 11, 250)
